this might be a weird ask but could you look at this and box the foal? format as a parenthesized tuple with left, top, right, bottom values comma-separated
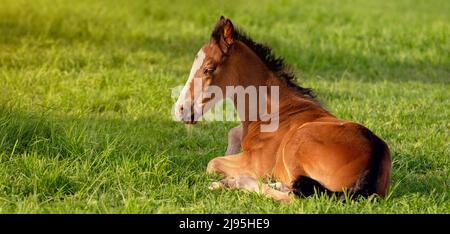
(174, 17, 391, 201)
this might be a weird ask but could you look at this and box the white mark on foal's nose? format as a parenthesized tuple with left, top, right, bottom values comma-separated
(174, 49, 206, 121)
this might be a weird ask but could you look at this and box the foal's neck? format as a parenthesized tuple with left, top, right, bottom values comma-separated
(232, 41, 307, 100)
(232, 42, 321, 128)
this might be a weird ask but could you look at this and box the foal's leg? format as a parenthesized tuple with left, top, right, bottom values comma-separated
(225, 124, 243, 155)
(207, 153, 252, 177)
(209, 175, 291, 202)
(207, 153, 291, 202)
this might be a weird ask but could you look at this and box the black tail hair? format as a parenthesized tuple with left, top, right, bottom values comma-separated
(291, 176, 334, 197)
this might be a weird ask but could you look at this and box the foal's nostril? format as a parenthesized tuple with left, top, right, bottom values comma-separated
(179, 106, 184, 113)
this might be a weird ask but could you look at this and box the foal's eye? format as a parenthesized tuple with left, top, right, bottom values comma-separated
(204, 67, 216, 75)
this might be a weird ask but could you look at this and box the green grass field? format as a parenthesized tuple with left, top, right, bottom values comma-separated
(0, 0, 449, 213)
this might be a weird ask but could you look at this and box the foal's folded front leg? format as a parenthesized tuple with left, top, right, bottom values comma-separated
(207, 153, 249, 176)
(207, 153, 291, 202)
(209, 175, 291, 202)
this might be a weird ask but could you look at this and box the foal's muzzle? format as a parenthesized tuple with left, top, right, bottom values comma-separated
(174, 103, 200, 124)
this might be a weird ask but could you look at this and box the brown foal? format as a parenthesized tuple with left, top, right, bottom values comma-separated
(174, 16, 391, 202)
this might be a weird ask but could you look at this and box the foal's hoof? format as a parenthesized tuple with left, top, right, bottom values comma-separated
(268, 182, 291, 193)
(209, 181, 224, 190)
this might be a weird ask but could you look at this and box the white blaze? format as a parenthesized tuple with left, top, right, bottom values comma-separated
(174, 49, 205, 120)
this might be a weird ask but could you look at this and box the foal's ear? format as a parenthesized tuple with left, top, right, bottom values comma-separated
(212, 16, 235, 54)
(223, 19, 234, 46)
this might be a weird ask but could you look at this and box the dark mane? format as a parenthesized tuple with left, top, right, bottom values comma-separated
(212, 25, 315, 99)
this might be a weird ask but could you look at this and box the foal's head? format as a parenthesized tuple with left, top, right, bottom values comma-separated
(174, 16, 314, 124)
(174, 16, 242, 123)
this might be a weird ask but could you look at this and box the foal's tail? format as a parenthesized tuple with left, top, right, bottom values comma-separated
(375, 141, 391, 197)
(350, 133, 392, 197)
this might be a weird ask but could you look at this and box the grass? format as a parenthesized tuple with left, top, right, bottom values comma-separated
(0, 0, 449, 213)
